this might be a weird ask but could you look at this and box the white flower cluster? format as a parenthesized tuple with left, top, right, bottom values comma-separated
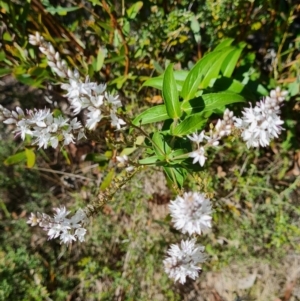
(29, 32, 126, 131)
(27, 207, 88, 244)
(164, 192, 211, 283)
(61, 77, 125, 130)
(163, 238, 207, 284)
(234, 87, 288, 148)
(0, 105, 84, 149)
(29, 32, 75, 79)
(188, 109, 234, 166)
(169, 192, 212, 235)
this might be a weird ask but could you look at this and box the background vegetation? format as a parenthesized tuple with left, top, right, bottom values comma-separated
(0, 0, 300, 300)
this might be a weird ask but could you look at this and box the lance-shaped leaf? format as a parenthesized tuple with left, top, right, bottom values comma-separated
(220, 43, 246, 77)
(25, 148, 36, 168)
(132, 105, 169, 126)
(164, 166, 187, 188)
(173, 113, 208, 137)
(162, 64, 182, 119)
(200, 47, 235, 88)
(152, 132, 171, 156)
(213, 38, 234, 51)
(212, 77, 256, 100)
(139, 155, 160, 165)
(141, 70, 188, 91)
(126, 1, 143, 19)
(4, 151, 27, 166)
(180, 51, 220, 102)
(181, 92, 246, 115)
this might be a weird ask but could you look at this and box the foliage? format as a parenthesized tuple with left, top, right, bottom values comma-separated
(0, 0, 300, 300)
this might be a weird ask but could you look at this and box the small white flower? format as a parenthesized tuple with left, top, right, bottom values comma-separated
(93, 83, 106, 94)
(3, 118, 17, 124)
(50, 136, 59, 148)
(53, 207, 70, 222)
(163, 238, 207, 284)
(29, 33, 41, 45)
(71, 209, 88, 225)
(189, 147, 206, 166)
(86, 107, 102, 130)
(75, 228, 87, 242)
(53, 116, 69, 128)
(105, 92, 122, 108)
(27, 108, 51, 127)
(61, 79, 85, 100)
(125, 165, 134, 172)
(169, 192, 212, 235)
(77, 129, 86, 140)
(110, 111, 126, 130)
(116, 154, 134, 171)
(90, 94, 104, 108)
(187, 131, 207, 144)
(47, 223, 69, 240)
(27, 213, 41, 226)
(116, 154, 128, 164)
(15, 119, 32, 140)
(69, 118, 82, 130)
(269, 87, 288, 103)
(62, 131, 75, 145)
(32, 129, 51, 149)
(60, 231, 76, 244)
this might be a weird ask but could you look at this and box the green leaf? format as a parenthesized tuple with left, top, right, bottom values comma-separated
(132, 105, 169, 126)
(141, 70, 188, 91)
(152, 132, 170, 156)
(169, 149, 188, 163)
(164, 166, 187, 187)
(139, 155, 160, 165)
(126, 1, 143, 19)
(173, 113, 208, 136)
(100, 170, 115, 190)
(61, 148, 71, 165)
(221, 43, 245, 77)
(162, 64, 181, 119)
(97, 21, 113, 31)
(94, 47, 107, 72)
(213, 38, 234, 51)
(89, 0, 101, 5)
(110, 75, 133, 89)
(15, 74, 42, 87)
(0, 51, 6, 61)
(212, 78, 256, 100)
(4, 151, 27, 166)
(190, 16, 200, 33)
(181, 51, 220, 101)
(151, 60, 164, 74)
(85, 153, 109, 163)
(0, 68, 11, 77)
(200, 47, 235, 88)
(0, 1, 9, 12)
(104, 55, 126, 64)
(203, 92, 246, 109)
(28, 66, 48, 78)
(25, 148, 36, 168)
(3, 32, 12, 41)
(45, 5, 80, 16)
(181, 92, 246, 115)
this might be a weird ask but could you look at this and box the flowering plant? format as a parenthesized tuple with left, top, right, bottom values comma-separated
(0, 32, 288, 284)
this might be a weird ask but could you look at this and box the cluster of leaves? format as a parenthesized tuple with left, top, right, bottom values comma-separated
(133, 39, 246, 186)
